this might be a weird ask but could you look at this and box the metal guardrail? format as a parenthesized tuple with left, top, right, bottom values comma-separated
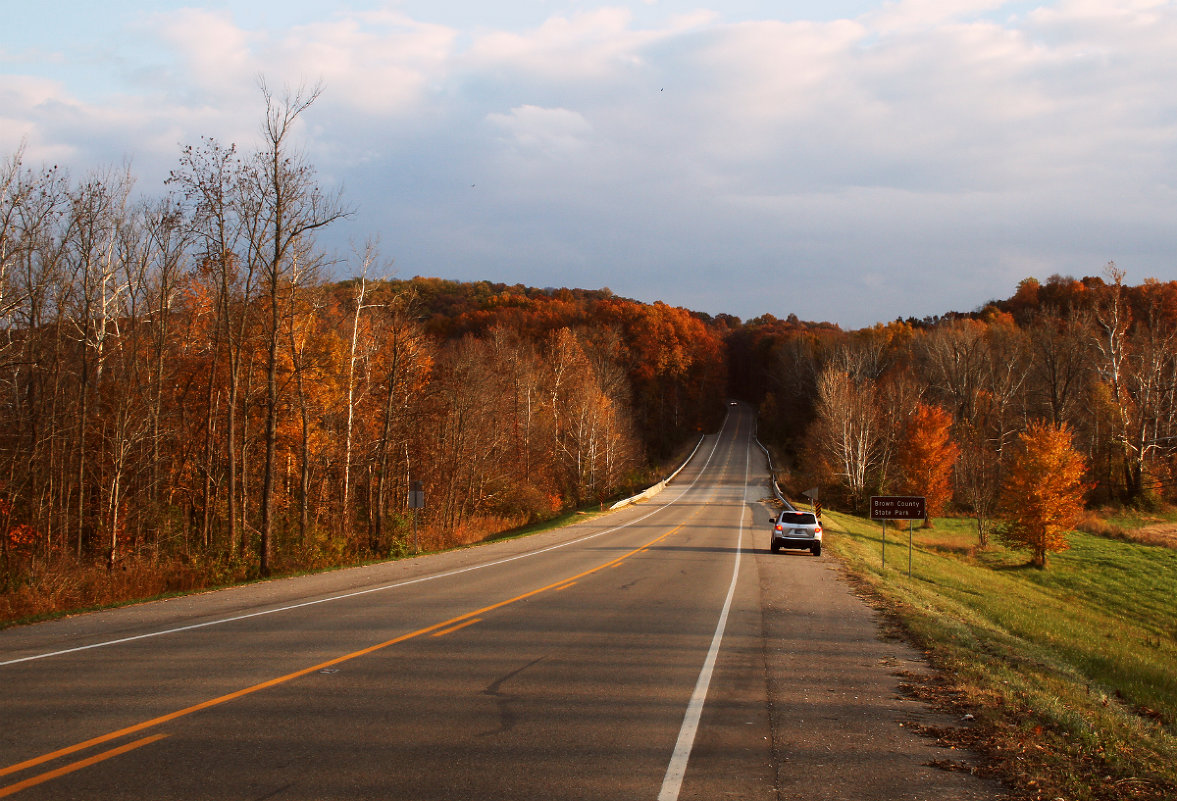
(608, 434, 705, 511)
(753, 418, 793, 510)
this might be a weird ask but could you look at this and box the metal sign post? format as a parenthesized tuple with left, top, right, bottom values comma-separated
(908, 520, 914, 578)
(409, 480, 425, 553)
(803, 486, 820, 519)
(870, 496, 926, 575)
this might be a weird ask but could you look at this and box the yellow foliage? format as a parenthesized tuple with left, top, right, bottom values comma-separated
(898, 403, 958, 523)
(999, 421, 1088, 567)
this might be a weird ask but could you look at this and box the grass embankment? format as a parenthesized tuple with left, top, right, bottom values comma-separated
(821, 511, 1177, 801)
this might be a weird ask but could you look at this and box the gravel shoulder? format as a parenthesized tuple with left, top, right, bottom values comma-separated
(754, 508, 1009, 801)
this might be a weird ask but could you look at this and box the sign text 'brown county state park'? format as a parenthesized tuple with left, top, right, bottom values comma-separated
(869, 496, 927, 520)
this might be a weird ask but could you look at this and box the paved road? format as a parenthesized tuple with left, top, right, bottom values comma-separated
(0, 405, 1003, 800)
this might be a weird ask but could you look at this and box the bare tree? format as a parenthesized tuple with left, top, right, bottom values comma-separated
(1088, 264, 1177, 502)
(4, 160, 71, 557)
(0, 148, 29, 353)
(138, 200, 189, 517)
(245, 81, 349, 575)
(956, 421, 1001, 547)
(978, 320, 1031, 459)
(65, 168, 134, 558)
(340, 244, 386, 534)
(916, 319, 987, 421)
(813, 367, 882, 510)
(169, 137, 254, 555)
(1026, 309, 1093, 427)
(371, 291, 428, 549)
(1117, 278, 1177, 501)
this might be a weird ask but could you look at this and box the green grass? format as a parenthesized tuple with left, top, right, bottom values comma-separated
(823, 511, 1177, 801)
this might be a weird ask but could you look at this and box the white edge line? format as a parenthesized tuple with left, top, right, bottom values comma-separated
(657, 421, 749, 801)
(1, 414, 734, 668)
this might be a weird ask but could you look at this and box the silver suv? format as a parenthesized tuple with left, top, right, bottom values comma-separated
(769, 511, 822, 556)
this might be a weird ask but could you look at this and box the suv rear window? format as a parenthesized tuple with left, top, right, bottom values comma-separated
(780, 512, 817, 524)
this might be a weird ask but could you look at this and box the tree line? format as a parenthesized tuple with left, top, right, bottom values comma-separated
(740, 266, 1177, 561)
(0, 93, 726, 609)
(3, 87, 1171, 609)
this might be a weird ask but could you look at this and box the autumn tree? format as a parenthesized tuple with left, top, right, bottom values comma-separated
(956, 422, 1001, 547)
(998, 420, 1088, 568)
(485, 325, 549, 517)
(248, 82, 348, 575)
(543, 327, 634, 504)
(369, 291, 431, 549)
(896, 402, 958, 527)
(431, 335, 508, 529)
(915, 319, 987, 422)
(169, 135, 254, 555)
(811, 367, 882, 510)
(1025, 309, 1092, 427)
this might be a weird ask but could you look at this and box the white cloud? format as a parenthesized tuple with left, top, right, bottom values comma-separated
(147, 8, 257, 96)
(0, 74, 73, 110)
(467, 8, 679, 80)
(871, 0, 1012, 31)
(0, 76, 84, 163)
(278, 11, 457, 115)
(3, 1, 1177, 326)
(487, 105, 594, 155)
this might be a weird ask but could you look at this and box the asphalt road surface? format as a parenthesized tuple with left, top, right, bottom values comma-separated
(0, 405, 1005, 800)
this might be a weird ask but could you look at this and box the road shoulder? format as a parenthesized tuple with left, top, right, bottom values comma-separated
(756, 532, 1008, 800)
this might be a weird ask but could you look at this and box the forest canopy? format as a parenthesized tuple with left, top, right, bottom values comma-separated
(742, 264, 1177, 551)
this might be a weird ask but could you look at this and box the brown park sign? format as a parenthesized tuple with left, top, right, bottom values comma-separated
(870, 495, 926, 520)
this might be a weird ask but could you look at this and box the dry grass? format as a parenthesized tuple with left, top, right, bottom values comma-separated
(0, 511, 579, 627)
(0, 554, 240, 624)
(1119, 523, 1177, 548)
(1075, 510, 1177, 548)
(414, 514, 530, 552)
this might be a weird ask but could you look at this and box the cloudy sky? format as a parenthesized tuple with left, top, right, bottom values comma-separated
(3, 1, 1176, 328)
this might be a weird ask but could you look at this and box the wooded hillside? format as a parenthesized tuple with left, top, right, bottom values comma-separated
(0, 127, 726, 613)
(740, 267, 1177, 544)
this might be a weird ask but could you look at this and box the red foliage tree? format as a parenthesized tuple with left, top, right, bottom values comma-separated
(897, 403, 959, 527)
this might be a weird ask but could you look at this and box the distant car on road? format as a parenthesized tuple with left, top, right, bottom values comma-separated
(769, 510, 822, 556)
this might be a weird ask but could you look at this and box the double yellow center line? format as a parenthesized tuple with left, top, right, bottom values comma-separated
(0, 523, 684, 797)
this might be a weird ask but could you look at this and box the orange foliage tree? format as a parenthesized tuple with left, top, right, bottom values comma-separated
(897, 403, 958, 527)
(998, 420, 1088, 568)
